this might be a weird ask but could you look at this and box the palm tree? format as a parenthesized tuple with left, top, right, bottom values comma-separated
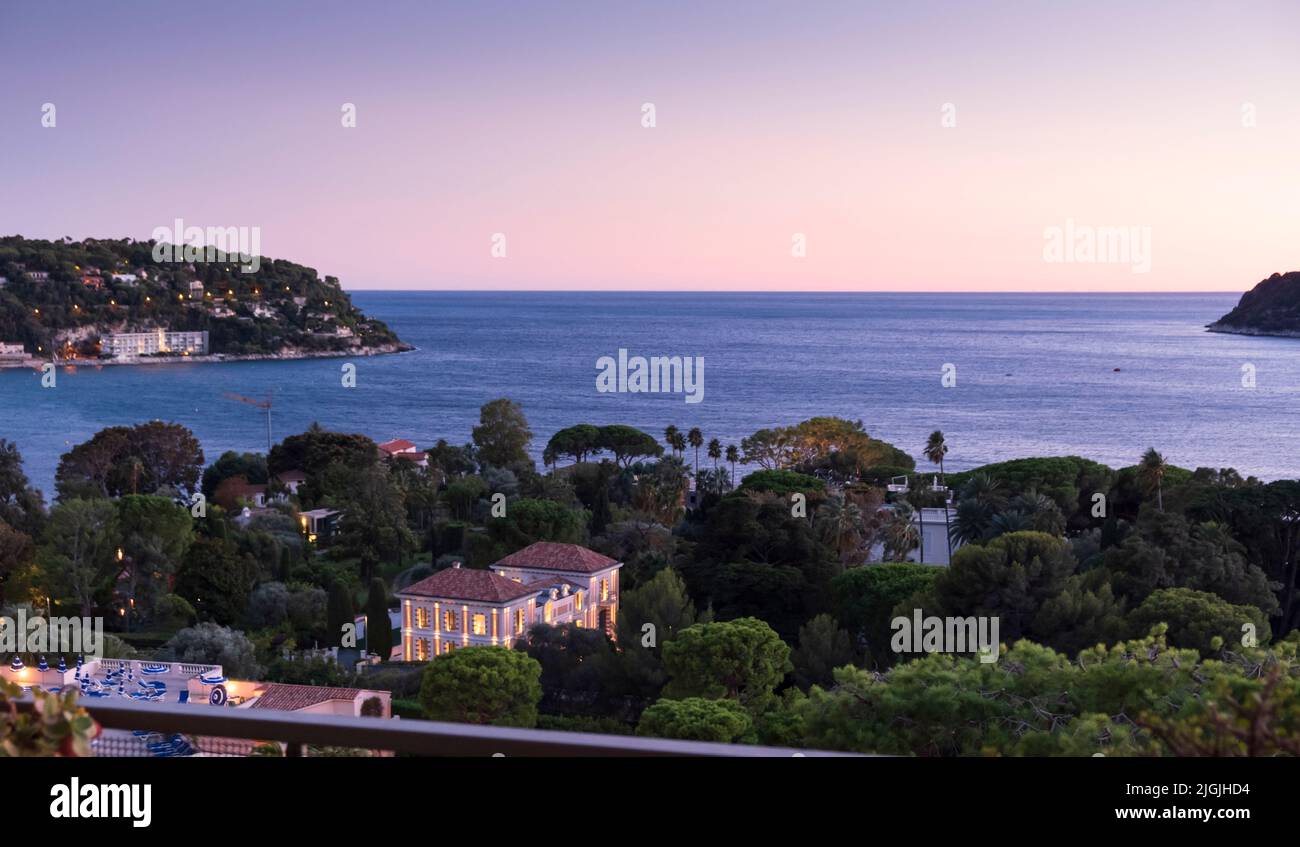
(959, 472, 1006, 510)
(725, 444, 739, 486)
(707, 438, 722, 469)
(816, 494, 866, 566)
(948, 497, 995, 546)
(883, 501, 920, 562)
(987, 509, 1033, 539)
(924, 430, 951, 561)
(923, 430, 948, 486)
(664, 425, 679, 457)
(688, 427, 704, 474)
(670, 431, 687, 457)
(696, 467, 733, 498)
(1139, 447, 1168, 512)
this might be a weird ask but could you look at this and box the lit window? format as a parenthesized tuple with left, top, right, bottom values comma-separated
(600, 579, 609, 602)
(443, 609, 457, 631)
(575, 592, 582, 611)
(416, 639, 428, 660)
(415, 607, 429, 628)
(472, 614, 487, 635)
(514, 607, 526, 634)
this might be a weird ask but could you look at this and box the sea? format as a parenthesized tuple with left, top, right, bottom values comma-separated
(1, 291, 1297, 498)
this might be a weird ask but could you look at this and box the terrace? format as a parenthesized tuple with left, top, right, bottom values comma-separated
(2, 656, 226, 705)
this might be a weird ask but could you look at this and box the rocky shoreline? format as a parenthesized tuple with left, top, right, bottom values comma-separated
(1205, 323, 1300, 339)
(1207, 271, 1300, 339)
(0, 342, 414, 369)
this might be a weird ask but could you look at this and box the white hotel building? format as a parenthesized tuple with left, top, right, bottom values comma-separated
(397, 542, 622, 661)
(103, 329, 209, 358)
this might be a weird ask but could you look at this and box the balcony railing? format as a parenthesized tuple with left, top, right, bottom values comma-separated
(15, 697, 861, 757)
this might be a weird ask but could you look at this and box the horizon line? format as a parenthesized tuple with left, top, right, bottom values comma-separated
(339, 287, 1245, 295)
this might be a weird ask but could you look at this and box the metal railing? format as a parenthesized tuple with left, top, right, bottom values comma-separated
(15, 697, 859, 757)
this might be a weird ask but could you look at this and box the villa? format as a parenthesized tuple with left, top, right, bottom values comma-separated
(0, 342, 26, 359)
(275, 469, 307, 495)
(300, 507, 342, 544)
(397, 542, 622, 660)
(378, 438, 428, 468)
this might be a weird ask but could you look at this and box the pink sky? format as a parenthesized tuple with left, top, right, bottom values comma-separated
(2, 1, 1298, 291)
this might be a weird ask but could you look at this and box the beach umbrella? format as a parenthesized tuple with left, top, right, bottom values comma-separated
(199, 673, 227, 685)
(76, 655, 83, 669)
(36, 656, 49, 672)
(57, 656, 67, 673)
(141, 663, 168, 675)
(9, 656, 22, 671)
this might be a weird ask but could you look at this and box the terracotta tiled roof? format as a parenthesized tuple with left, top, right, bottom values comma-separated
(250, 683, 361, 712)
(377, 438, 418, 454)
(495, 542, 619, 574)
(400, 567, 539, 603)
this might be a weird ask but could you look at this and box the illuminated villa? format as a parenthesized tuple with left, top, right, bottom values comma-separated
(397, 542, 622, 660)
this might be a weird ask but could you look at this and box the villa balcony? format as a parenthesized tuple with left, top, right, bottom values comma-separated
(14, 697, 858, 757)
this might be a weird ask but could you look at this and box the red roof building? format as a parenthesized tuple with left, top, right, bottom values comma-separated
(396, 543, 623, 660)
(377, 438, 427, 468)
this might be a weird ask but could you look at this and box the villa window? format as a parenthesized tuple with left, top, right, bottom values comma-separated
(575, 592, 582, 611)
(443, 609, 457, 631)
(472, 613, 487, 635)
(415, 607, 429, 628)
(416, 638, 428, 661)
(514, 607, 526, 634)
(600, 578, 610, 602)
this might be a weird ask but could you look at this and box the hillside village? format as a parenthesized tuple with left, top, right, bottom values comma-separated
(0, 236, 407, 365)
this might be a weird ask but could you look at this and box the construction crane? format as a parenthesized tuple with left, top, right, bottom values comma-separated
(222, 392, 274, 454)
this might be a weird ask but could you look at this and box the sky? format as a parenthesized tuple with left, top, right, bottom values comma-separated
(1, 0, 1298, 292)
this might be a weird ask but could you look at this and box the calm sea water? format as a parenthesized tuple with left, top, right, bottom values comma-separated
(2, 292, 1298, 497)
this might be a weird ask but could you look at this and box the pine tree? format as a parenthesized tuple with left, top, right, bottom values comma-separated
(365, 577, 393, 661)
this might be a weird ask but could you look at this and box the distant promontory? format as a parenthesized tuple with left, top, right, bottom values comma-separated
(0, 236, 410, 366)
(1208, 271, 1300, 338)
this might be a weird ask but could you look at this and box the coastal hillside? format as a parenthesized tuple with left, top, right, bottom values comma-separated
(0, 236, 407, 361)
(1208, 271, 1300, 337)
